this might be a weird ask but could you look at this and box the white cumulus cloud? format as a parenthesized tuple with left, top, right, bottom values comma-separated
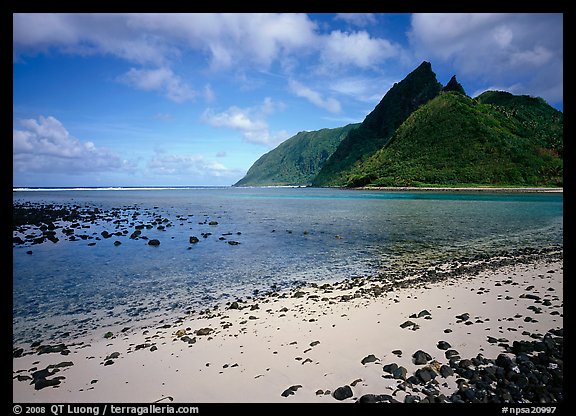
(146, 151, 241, 180)
(119, 67, 195, 103)
(201, 98, 290, 146)
(320, 30, 401, 70)
(13, 115, 135, 174)
(408, 13, 563, 104)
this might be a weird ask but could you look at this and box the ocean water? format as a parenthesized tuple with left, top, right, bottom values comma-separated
(12, 187, 563, 344)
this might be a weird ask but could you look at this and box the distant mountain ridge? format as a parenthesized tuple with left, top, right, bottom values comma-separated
(234, 124, 359, 187)
(234, 61, 562, 188)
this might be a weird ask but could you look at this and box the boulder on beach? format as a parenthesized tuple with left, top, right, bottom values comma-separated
(412, 350, 432, 365)
(333, 385, 353, 400)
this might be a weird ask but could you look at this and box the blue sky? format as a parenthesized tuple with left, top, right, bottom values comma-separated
(13, 13, 563, 187)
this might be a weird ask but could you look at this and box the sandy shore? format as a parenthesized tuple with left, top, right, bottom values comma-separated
(13, 252, 563, 403)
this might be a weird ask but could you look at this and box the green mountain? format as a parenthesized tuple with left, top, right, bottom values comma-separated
(312, 61, 443, 187)
(476, 90, 563, 157)
(234, 123, 359, 186)
(345, 91, 563, 187)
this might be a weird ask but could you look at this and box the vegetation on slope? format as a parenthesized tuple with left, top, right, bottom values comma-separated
(312, 61, 442, 187)
(234, 123, 359, 186)
(476, 91, 563, 157)
(344, 92, 563, 188)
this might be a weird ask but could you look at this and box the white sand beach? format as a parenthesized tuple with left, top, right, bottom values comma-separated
(13, 254, 563, 403)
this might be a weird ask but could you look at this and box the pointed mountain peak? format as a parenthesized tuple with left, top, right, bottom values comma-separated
(416, 61, 433, 71)
(442, 75, 466, 95)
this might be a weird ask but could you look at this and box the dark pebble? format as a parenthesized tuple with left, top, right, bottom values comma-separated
(281, 385, 302, 397)
(445, 349, 460, 360)
(333, 385, 353, 400)
(413, 350, 432, 365)
(383, 363, 398, 374)
(456, 313, 470, 321)
(440, 365, 454, 378)
(34, 377, 62, 390)
(361, 354, 379, 365)
(437, 341, 451, 350)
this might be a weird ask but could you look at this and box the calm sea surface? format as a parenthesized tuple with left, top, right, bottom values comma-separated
(12, 187, 563, 344)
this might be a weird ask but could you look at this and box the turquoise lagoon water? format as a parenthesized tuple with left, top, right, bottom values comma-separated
(12, 187, 563, 344)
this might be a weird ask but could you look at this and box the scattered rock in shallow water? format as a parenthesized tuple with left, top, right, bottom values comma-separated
(229, 301, 240, 310)
(228, 241, 240, 245)
(361, 354, 379, 365)
(113, 240, 122, 246)
(148, 239, 160, 246)
(333, 385, 353, 401)
(189, 236, 200, 244)
(104, 332, 114, 339)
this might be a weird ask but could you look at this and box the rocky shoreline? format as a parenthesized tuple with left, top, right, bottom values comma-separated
(13, 246, 563, 403)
